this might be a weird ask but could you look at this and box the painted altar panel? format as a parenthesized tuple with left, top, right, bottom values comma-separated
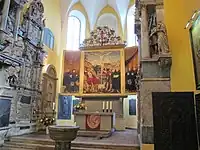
(62, 51, 81, 94)
(125, 47, 138, 93)
(190, 15, 200, 90)
(83, 49, 123, 95)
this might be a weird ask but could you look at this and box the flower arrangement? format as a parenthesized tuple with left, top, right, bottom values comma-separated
(74, 102, 86, 111)
(39, 115, 55, 127)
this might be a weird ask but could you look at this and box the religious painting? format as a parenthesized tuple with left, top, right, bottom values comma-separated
(125, 47, 138, 93)
(190, 14, 200, 90)
(86, 114, 101, 131)
(0, 99, 11, 127)
(57, 95, 72, 120)
(83, 50, 121, 94)
(63, 51, 81, 94)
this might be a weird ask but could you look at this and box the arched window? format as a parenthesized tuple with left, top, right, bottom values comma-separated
(127, 5, 137, 47)
(67, 10, 86, 50)
(43, 28, 54, 49)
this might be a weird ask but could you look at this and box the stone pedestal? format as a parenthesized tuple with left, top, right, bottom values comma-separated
(49, 125, 79, 150)
(139, 55, 172, 145)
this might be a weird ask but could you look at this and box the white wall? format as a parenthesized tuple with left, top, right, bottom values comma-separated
(97, 13, 118, 35)
(123, 95, 137, 129)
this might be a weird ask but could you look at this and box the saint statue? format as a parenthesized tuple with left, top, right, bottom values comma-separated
(150, 22, 170, 54)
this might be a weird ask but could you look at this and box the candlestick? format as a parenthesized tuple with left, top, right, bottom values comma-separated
(110, 101, 112, 110)
(53, 102, 55, 110)
(102, 101, 105, 110)
(106, 101, 109, 110)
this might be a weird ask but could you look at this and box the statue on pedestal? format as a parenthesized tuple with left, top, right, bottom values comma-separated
(150, 22, 170, 55)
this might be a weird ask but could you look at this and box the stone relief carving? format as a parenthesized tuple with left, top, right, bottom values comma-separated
(149, 22, 170, 55)
(0, 36, 25, 59)
(0, 0, 45, 127)
(5, 66, 21, 86)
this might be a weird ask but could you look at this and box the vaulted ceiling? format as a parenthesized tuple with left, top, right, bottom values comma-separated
(60, 0, 134, 31)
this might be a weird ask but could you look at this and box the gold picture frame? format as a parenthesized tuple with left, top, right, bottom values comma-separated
(79, 48, 125, 96)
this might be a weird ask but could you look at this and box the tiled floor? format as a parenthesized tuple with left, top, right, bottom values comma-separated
(18, 129, 139, 146)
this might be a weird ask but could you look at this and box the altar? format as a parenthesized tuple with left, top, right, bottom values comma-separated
(74, 111, 115, 137)
(58, 26, 138, 137)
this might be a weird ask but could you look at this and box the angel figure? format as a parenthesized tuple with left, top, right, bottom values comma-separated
(150, 22, 170, 54)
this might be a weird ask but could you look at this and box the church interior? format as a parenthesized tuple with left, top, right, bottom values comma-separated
(0, 0, 200, 150)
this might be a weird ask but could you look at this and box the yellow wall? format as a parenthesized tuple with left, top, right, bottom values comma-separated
(42, 0, 61, 69)
(42, 0, 63, 121)
(142, 144, 154, 150)
(165, 0, 200, 92)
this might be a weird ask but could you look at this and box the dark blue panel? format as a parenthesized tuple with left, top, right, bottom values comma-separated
(0, 99, 11, 127)
(129, 98, 136, 116)
(58, 95, 72, 120)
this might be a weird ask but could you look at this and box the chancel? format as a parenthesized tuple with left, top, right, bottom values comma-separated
(0, 0, 199, 150)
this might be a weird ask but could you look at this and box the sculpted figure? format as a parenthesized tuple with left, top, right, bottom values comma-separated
(13, 37, 25, 57)
(1, 35, 14, 54)
(5, 66, 20, 86)
(150, 22, 170, 54)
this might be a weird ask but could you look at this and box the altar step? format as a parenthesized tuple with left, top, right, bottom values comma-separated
(1, 136, 139, 150)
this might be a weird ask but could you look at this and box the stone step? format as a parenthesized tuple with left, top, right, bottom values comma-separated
(8, 137, 139, 150)
(0, 147, 109, 150)
(2, 142, 112, 150)
(0, 148, 36, 150)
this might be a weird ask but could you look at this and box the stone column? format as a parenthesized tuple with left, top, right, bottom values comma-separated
(0, 0, 11, 30)
(14, 5, 22, 40)
(138, 3, 172, 149)
(156, 2, 164, 22)
(141, 4, 150, 59)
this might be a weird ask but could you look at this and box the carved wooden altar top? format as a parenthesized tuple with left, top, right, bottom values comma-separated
(79, 26, 126, 50)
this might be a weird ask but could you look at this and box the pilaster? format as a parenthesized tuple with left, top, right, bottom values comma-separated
(141, 4, 150, 59)
(137, 0, 172, 148)
(0, 0, 11, 30)
(156, 1, 164, 23)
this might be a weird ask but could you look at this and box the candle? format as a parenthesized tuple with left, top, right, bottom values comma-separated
(102, 101, 105, 110)
(110, 101, 112, 110)
(106, 101, 109, 110)
(53, 102, 55, 110)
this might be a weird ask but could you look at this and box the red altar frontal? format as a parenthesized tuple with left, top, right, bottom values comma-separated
(74, 112, 115, 137)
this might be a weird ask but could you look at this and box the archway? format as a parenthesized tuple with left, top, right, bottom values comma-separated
(41, 64, 57, 114)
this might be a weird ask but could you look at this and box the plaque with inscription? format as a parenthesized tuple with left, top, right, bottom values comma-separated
(20, 96, 31, 104)
(152, 92, 198, 150)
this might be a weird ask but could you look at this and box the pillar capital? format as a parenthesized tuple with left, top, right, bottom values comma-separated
(156, 2, 164, 9)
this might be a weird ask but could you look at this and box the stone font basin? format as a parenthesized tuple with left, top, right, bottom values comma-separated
(48, 125, 80, 150)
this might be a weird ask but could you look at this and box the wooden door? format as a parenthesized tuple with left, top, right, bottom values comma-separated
(152, 92, 198, 150)
(195, 93, 200, 145)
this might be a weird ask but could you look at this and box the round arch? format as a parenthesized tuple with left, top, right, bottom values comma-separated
(68, 10, 86, 44)
(126, 4, 137, 47)
(43, 64, 57, 79)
